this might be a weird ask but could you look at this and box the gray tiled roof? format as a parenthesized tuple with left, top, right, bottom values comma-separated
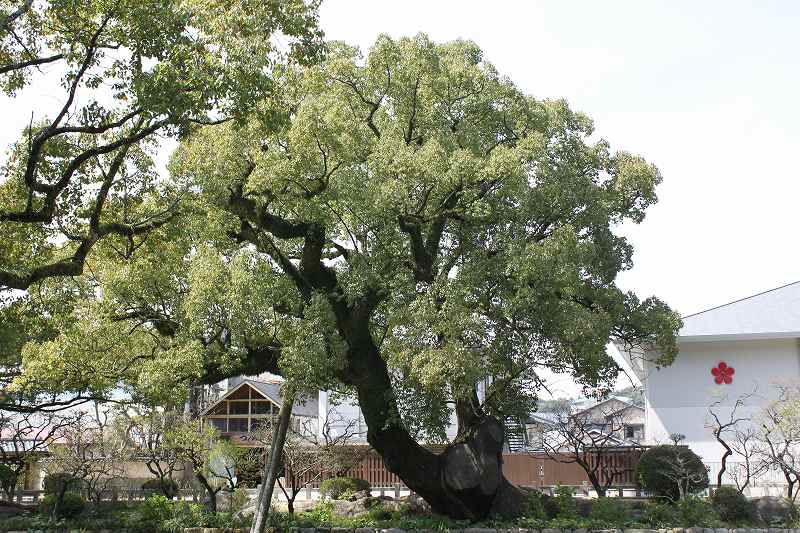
(680, 280, 800, 339)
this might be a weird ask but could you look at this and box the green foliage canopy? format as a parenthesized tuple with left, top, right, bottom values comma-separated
(8, 35, 681, 441)
(0, 0, 323, 291)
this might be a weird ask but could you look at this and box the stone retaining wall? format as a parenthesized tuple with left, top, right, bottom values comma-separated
(183, 527, 800, 533)
(11, 529, 799, 533)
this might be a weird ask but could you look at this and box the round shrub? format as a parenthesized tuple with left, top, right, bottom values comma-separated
(43, 472, 81, 494)
(636, 445, 709, 500)
(712, 486, 753, 523)
(142, 477, 179, 498)
(39, 491, 86, 518)
(319, 476, 370, 500)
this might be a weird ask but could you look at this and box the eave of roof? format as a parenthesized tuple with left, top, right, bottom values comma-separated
(676, 280, 800, 341)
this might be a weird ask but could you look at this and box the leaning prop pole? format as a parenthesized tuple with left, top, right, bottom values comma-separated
(250, 387, 295, 533)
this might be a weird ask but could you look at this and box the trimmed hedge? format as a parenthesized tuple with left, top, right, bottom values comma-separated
(319, 476, 371, 499)
(636, 444, 708, 500)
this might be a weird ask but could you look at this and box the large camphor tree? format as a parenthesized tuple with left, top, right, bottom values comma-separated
(6, 34, 681, 519)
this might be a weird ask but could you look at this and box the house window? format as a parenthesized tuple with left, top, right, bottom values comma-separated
(251, 401, 271, 415)
(229, 401, 249, 415)
(625, 426, 635, 439)
(210, 418, 227, 432)
(228, 418, 249, 432)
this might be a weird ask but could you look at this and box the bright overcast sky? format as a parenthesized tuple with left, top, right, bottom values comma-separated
(2, 1, 799, 398)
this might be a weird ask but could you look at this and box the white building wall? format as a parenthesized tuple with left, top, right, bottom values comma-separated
(318, 391, 367, 442)
(644, 337, 800, 463)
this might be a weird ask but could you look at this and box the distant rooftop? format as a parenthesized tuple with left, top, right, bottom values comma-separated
(679, 280, 800, 341)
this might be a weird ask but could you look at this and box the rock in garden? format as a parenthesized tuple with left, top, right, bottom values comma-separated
(753, 496, 795, 525)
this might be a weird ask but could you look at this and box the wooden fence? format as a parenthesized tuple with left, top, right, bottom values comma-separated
(291, 446, 647, 491)
(502, 447, 648, 488)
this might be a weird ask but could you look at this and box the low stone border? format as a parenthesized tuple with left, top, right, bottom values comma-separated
(9, 529, 800, 533)
(179, 529, 800, 533)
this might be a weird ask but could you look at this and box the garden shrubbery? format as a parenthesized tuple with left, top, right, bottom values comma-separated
(319, 476, 371, 500)
(711, 486, 753, 523)
(142, 477, 179, 498)
(38, 491, 86, 518)
(42, 472, 81, 494)
(676, 495, 719, 527)
(0, 463, 15, 496)
(641, 500, 679, 527)
(636, 445, 709, 500)
(590, 497, 628, 524)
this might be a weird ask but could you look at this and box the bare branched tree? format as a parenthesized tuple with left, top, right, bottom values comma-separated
(0, 409, 73, 499)
(115, 406, 182, 496)
(727, 425, 769, 494)
(43, 406, 129, 513)
(249, 407, 368, 513)
(537, 400, 641, 496)
(705, 389, 758, 489)
(758, 384, 800, 502)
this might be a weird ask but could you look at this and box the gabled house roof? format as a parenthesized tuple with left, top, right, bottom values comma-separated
(200, 379, 318, 418)
(679, 280, 800, 342)
(573, 396, 643, 418)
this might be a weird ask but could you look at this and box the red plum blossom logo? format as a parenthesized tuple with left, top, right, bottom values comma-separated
(711, 361, 735, 385)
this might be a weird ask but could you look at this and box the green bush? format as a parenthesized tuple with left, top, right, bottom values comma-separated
(142, 477, 179, 498)
(636, 445, 709, 500)
(42, 472, 81, 494)
(39, 491, 86, 518)
(677, 495, 719, 527)
(521, 489, 547, 520)
(140, 493, 173, 521)
(642, 500, 679, 527)
(711, 486, 752, 523)
(319, 476, 370, 500)
(590, 497, 627, 524)
(129, 493, 174, 533)
(0, 463, 15, 495)
(161, 502, 205, 533)
(552, 485, 578, 519)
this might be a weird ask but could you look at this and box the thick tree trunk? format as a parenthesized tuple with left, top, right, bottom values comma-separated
(340, 323, 525, 520)
(250, 390, 294, 533)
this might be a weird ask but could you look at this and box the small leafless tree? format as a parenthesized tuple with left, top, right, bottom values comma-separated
(758, 384, 800, 502)
(705, 389, 757, 489)
(727, 425, 769, 493)
(0, 410, 72, 500)
(43, 406, 129, 515)
(538, 401, 640, 496)
(250, 409, 368, 513)
(115, 406, 181, 496)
